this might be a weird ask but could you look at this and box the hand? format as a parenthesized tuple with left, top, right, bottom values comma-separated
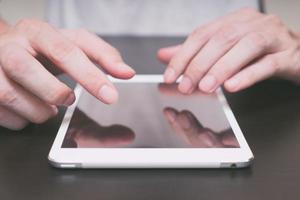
(157, 8, 300, 94)
(163, 107, 239, 148)
(0, 19, 135, 130)
(62, 109, 135, 148)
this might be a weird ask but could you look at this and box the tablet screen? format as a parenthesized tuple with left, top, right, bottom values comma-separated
(62, 83, 239, 148)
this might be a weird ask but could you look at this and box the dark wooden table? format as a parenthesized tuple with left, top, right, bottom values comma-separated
(1, 37, 300, 200)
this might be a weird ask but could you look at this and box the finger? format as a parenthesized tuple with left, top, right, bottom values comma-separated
(198, 32, 272, 93)
(175, 110, 220, 147)
(0, 67, 58, 123)
(0, 105, 28, 130)
(163, 23, 218, 84)
(15, 19, 118, 104)
(164, 8, 262, 84)
(177, 110, 202, 130)
(220, 129, 239, 147)
(163, 107, 178, 124)
(61, 29, 135, 79)
(179, 24, 245, 94)
(158, 83, 206, 96)
(224, 55, 279, 92)
(163, 107, 185, 136)
(158, 83, 179, 95)
(0, 43, 75, 106)
(157, 45, 181, 64)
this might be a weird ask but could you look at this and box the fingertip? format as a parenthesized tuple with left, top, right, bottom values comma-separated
(164, 108, 177, 123)
(98, 84, 119, 104)
(164, 67, 176, 83)
(113, 63, 136, 79)
(62, 92, 76, 106)
(198, 75, 218, 93)
(157, 51, 169, 64)
(157, 48, 164, 58)
(178, 76, 194, 94)
(224, 78, 240, 93)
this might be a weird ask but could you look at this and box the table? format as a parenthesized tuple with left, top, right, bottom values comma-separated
(1, 36, 300, 200)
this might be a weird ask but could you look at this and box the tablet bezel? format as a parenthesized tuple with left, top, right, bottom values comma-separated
(48, 75, 253, 168)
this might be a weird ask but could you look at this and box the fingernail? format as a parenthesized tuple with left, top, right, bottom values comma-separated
(98, 84, 118, 104)
(179, 76, 193, 94)
(118, 63, 135, 74)
(164, 68, 176, 83)
(199, 75, 217, 93)
(63, 93, 75, 106)
(225, 77, 239, 92)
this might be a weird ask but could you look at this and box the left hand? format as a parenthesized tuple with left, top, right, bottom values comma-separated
(157, 8, 300, 94)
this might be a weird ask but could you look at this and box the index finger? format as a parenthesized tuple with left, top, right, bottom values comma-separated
(15, 19, 118, 104)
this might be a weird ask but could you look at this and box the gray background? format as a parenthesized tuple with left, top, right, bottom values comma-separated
(0, 0, 300, 31)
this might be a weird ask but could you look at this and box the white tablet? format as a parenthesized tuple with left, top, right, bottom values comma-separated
(48, 75, 253, 168)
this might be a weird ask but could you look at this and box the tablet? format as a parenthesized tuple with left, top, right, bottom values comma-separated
(48, 75, 253, 168)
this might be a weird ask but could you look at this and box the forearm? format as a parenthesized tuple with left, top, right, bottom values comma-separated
(0, 19, 9, 34)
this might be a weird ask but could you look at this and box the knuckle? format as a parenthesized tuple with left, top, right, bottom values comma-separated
(213, 25, 239, 45)
(266, 57, 280, 73)
(15, 18, 43, 35)
(48, 40, 78, 63)
(190, 26, 210, 42)
(72, 28, 89, 42)
(191, 27, 203, 38)
(169, 57, 185, 72)
(46, 86, 72, 105)
(267, 14, 283, 26)
(186, 61, 207, 79)
(0, 88, 18, 106)
(213, 62, 230, 78)
(246, 32, 268, 50)
(0, 45, 27, 77)
(76, 28, 89, 36)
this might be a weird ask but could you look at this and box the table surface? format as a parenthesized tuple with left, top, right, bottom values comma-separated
(1, 36, 300, 200)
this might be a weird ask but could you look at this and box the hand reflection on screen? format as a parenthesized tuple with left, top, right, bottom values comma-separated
(158, 83, 238, 148)
(163, 108, 239, 148)
(62, 109, 135, 148)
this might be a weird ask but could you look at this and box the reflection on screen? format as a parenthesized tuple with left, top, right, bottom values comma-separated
(62, 83, 239, 148)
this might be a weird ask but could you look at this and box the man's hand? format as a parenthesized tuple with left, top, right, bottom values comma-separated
(158, 8, 300, 94)
(0, 19, 135, 130)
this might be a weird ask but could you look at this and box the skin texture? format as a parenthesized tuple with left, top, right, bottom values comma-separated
(0, 19, 135, 130)
(158, 8, 300, 94)
(1, 8, 300, 131)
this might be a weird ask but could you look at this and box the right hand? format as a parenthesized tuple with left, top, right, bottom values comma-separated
(0, 19, 135, 130)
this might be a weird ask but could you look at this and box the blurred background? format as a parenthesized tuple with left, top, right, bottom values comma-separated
(0, 0, 299, 31)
